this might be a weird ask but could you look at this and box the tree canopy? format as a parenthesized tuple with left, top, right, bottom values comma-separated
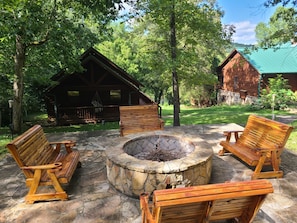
(118, 0, 234, 125)
(264, 0, 297, 7)
(0, 0, 234, 129)
(0, 0, 126, 132)
(256, 6, 297, 46)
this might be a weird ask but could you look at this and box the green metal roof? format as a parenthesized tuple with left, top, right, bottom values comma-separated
(237, 43, 297, 74)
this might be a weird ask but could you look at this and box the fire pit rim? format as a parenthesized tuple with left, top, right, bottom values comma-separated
(105, 131, 213, 173)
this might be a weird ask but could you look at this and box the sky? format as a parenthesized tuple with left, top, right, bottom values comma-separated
(217, 0, 278, 45)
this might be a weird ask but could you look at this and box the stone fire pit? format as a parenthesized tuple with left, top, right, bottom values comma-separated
(106, 131, 213, 198)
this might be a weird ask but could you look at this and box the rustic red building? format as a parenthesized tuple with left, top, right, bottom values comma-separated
(217, 43, 297, 104)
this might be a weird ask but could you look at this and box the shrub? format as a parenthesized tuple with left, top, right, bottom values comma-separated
(259, 75, 296, 110)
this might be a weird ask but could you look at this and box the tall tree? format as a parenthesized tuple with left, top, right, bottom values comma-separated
(169, 1, 180, 125)
(0, 0, 125, 133)
(125, 0, 233, 126)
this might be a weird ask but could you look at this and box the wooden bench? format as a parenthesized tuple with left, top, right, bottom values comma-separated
(6, 125, 80, 204)
(219, 114, 293, 180)
(119, 104, 165, 136)
(140, 179, 273, 223)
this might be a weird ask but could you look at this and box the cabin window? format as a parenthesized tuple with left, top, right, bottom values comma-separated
(67, 91, 80, 105)
(110, 90, 121, 101)
(67, 91, 80, 97)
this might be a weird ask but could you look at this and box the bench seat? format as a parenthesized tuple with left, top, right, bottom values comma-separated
(219, 142, 273, 167)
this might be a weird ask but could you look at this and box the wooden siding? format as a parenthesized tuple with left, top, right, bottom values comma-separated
(46, 48, 154, 125)
(218, 50, 297, 101)
(220, 52, 260, 97)
(263, 73, 297, 92)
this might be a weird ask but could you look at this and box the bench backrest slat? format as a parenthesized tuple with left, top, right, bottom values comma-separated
(146, 180, 273, 223)
(20, 133, 50, 165)
(120, 105, 159, 121)
(238, 115, 293, 150)
(119, 104, 164, 136)
(6, 125, 59, 178)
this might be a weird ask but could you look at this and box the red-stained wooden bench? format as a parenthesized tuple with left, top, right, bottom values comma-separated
(219, 114, 293, 179)
(6, 125, 80, 204)
(119, 104, 164, 136)
(140, 180, 273, 223)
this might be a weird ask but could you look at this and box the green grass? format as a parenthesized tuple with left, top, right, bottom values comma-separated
(288, 120, 297, 152)
(1, 104, 296, 158)
(42, 122, 119, 133)
(161, 104, 291, 126)
(163, 104, 296, 152)
(0, 128, 11, 158)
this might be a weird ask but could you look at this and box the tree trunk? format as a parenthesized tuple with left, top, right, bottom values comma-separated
(170, 3, 180, 126)
(13, 35, 26, 133)
(157, 90, 163, 104)
(154, 89, 163, 104)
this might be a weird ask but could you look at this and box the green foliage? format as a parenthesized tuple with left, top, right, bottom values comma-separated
(258, 75, 297, 110)
(179, 84, 216, 107)
(118, 0, 234, 103)
(0, 0, 129, 130)
(256, 6, 297, 47)
(96, 23, 142, 76)
(287, 119, 297, 152)
(265, 0, 297, 7)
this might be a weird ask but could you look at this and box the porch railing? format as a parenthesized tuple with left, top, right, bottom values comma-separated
(57, 105, 119, 125)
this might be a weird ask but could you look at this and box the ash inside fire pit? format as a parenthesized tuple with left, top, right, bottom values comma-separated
(142, 149, 177, 161)
(123, 135, 194, 161)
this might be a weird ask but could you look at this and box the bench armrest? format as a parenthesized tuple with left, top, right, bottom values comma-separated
(21, 162, 62, 170)
(49, 140, 76, 153)
(140, 193, 155, 222)
(253, 146, 282, 154)
(223, 130, 243, 142)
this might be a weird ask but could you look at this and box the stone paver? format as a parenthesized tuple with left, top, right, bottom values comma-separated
(1, 123, 297, 222)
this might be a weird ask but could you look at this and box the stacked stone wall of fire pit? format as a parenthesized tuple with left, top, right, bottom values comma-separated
(106, 132, 213, 198)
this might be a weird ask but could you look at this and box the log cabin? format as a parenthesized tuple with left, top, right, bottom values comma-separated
(45, 47, 155, 125)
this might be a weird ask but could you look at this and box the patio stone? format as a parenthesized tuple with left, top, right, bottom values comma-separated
(1, 123, 297, 222)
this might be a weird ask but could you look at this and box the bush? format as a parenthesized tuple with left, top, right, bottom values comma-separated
(249, 99, 264, 111)
(258, 75, 296, 110)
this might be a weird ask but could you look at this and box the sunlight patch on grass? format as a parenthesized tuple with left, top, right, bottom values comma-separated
(286, 120, 297, 152)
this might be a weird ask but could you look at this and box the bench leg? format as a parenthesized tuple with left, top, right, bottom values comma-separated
(252, 154, 283, 179)
(218, 148, 228, 156)
(25, 170, 68, 204)
(252, 170, 283, 180)
(237, 195, 267, 223)
(25, 169, 42, 204)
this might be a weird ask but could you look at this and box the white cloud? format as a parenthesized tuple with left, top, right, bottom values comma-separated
(232, 21, 257, 45)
